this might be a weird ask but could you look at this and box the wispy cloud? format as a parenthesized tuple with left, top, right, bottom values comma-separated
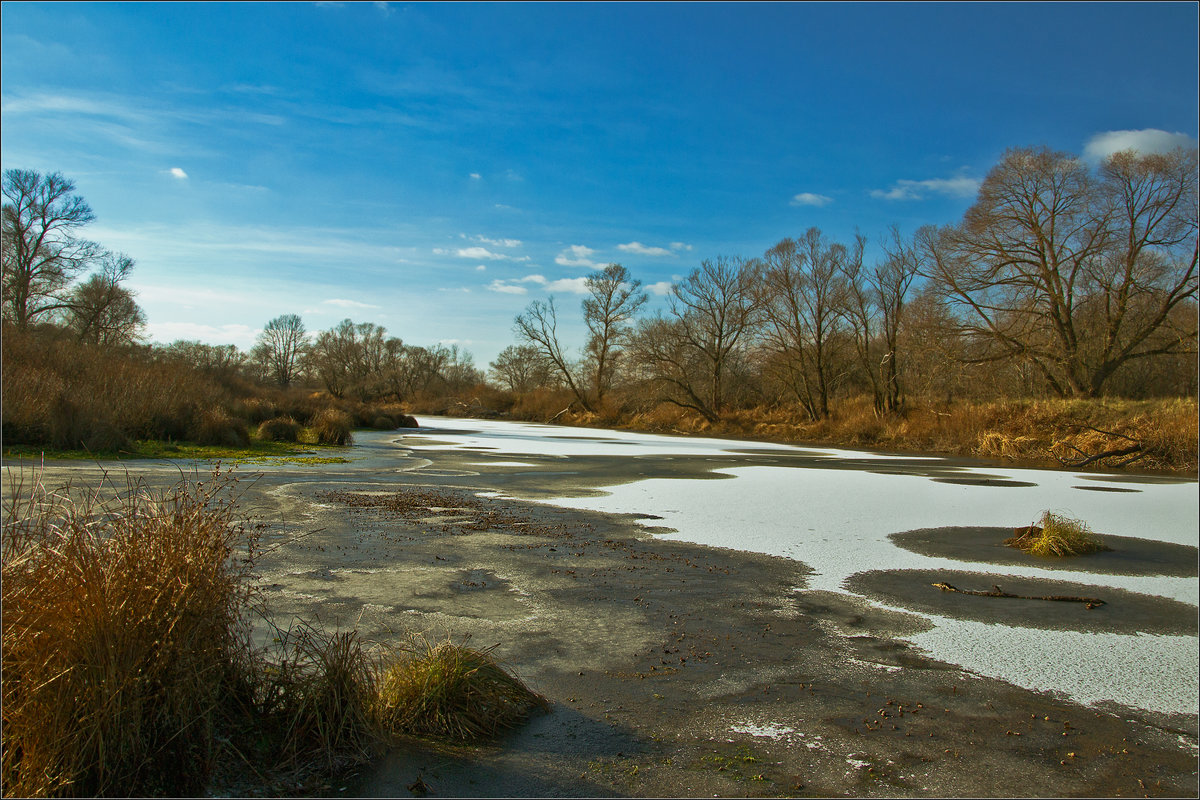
(469, 172, 482, 180)
(487, 279, 530, 295)
(486, 273, 589, 295)
(323, 298, 380, 309)
(143, 321, 259, 348)
(555, 244, 603, 268)
(465, 234, 522, 248)
(670, 242, 692, 252)
(544, 277, 590, 294)
(168, 167, 189, 180)
(435, 246, 529, 262)
(870, 175, 980, 201)
(790, 192, 832, 207)
(617, 241, 674, 257)
(1083, 129, 1199, 161)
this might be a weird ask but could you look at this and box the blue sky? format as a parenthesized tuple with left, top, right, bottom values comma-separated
(3, 2, 1197, 369)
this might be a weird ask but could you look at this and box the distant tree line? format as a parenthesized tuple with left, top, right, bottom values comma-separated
(500, 145, 1197, 417)
(5, 144, 1196, 419)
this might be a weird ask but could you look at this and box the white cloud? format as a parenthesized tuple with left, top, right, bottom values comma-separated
(555, 244, 602, 268)
(670, 242, 693, 251)
(647, 281, 675, 296)
(323, 298, 380, 309)
(617, 241, 674, 257)
(545, 277, 590, 294)
(437, 245, 529, 262)
(790, 192, 832, 207)
(1083, 129, 1199, 161)
(469, 172, 482, 180)
(487, 279, 529, 295)
(471, 235, 522, 248)
(168, 167, 188, 180)
(870, 175, 980, 201)
(487, 273, 584, 295)
(475, 264, 487, 271)
(144, 321, 258, 349)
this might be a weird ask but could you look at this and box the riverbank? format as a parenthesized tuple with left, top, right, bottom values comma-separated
(7, 422, 1195, 797)
(480, 396, 1199, 476)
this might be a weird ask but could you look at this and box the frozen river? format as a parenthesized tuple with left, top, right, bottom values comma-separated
(401, 417, 1199, 718)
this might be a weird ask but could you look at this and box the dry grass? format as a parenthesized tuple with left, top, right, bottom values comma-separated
(310, 408, 354, 446)
(373, 637, 547, 742)
(1, 469, 256, 797)
(1, 470, 548, 796)
(1005, 511, 1113, 557)
(256, 415, 302, 442)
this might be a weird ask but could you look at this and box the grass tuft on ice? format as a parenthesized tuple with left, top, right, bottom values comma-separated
(1005, 511, 1112, 557)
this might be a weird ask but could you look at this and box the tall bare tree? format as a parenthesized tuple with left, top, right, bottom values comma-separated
(631, 256, 760, 422)
(583, 263, 647, 403)
(253, 314, 307, 388)
(514, 297, 593, 411)
(841, 227, 920, 414)
(758, 228, 847, 420)
(922, 145, 1197, 397)
(2, 169, 101, 327)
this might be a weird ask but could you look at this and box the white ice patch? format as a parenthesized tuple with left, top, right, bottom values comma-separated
(407, 416, 934, 461)
(906, 621, 1200, 716)
(403, 417, 1199, 717)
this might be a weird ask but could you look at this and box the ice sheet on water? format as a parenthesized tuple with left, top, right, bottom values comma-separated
(404, 417, 1199, 716)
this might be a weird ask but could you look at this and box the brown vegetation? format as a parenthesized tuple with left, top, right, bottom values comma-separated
(0, 471, 545, 797)
(1005, 512, 1113, 557)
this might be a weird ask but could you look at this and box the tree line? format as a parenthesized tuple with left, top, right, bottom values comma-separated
(501, 146, 1197, 419)
(4, 143, 1196, 419)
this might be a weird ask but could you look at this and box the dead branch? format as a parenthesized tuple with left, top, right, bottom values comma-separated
(1054, 443, 1143, 469)
(932, 581, 1105, 609)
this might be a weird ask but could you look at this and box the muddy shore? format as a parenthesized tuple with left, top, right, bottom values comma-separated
(7, 430, 1197, 798)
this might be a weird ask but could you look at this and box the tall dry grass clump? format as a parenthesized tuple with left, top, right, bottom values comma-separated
(373, 637, 547, 742)
(310, 408, 354, 445)
(1005, 511, 1112, 557)
(1, 471, 255, 797)
(256, 415, 302, 442)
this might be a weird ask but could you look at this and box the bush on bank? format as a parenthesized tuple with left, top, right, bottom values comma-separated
(0, 471, 544, 797)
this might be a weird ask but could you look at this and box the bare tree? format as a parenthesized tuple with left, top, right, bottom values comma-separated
(922, 145, 1198, 397)
(64, 252, 146, 346)
(841, 227, 920, 414)
(514, 297, 593, 411)
(630, 256, 760, 422)
(583, 263, 647, 402)
(253, 314, 307, 388)
(490, 344, 554, 393)
(758, 229, 847, 420)
(2, 169, 101, 327)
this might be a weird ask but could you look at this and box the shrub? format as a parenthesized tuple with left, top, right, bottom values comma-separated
(310, 408, 353, 445)
(249, 623, 378, 772)
(190, 407, 250, 448)
(1005, 511, 1112, 557)
(1, 472, 255, 796)
(257, 416, 302, 442)
(373, 638, 546, 742)
(371, 415, 397, 430)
